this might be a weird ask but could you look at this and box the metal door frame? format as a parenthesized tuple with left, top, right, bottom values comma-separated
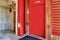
(46, 0, 51, 40)
(15, 0, 18, 36)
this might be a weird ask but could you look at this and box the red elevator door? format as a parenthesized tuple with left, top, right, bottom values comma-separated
(18, 0, 25, 36)
(29, 0, 45, 38)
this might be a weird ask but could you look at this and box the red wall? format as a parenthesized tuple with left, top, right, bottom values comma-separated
(18, 0, 25, 36)
(29, 0, 45, 38)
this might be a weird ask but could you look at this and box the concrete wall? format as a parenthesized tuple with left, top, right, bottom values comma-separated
(0, 0, 14, 30)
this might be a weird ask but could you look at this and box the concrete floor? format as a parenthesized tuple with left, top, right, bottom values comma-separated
(0, 30, 20, 40)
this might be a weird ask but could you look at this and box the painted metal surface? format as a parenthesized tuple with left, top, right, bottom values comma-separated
(18, 0, 25, 36)
(29, 0, 45, 38)
(47, 0, 60, 40)
(51, 0, 60, 36)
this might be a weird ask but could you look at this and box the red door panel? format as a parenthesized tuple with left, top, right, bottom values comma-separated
(30, 0, 45, 38)
(18, 0, 25, 36)
(30, 0, 45, 7)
